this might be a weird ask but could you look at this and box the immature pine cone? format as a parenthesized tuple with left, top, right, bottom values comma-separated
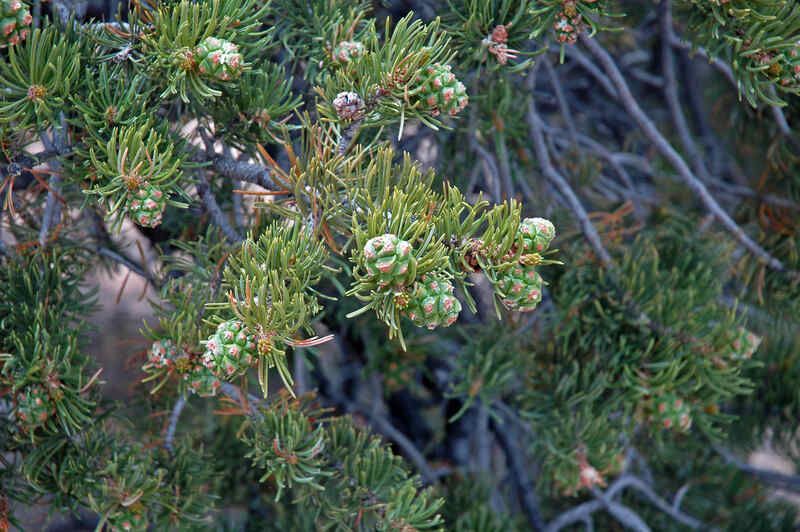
(646, 393, 692, 432)
(202, 319, 257, 378)
(403, 273, 461, 329)
(332, 40, 365, 63)
(495, 263, 543, 312)
(363, 233, 417, 288)
(195, 36, 243, 81)
(519, 217, 556, 253)
(1, 0, 32, 46)
(147, 339, 180, 369)
(416, 63, 468, 117)
(333, 91, 365, 120)
(129, 183, 166, 228)
(184, 363, 222, 397)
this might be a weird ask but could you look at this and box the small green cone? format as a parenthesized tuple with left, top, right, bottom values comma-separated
(519, 217, 556, 253)
(195, 36, 244, 81)
(415, 63, 468, 117)
(14, 384, 55, 429)
(363, 234, 417, 289)
(496, 263, 543, 312)
(0, 0, 32, 47)
(202, 319, 257, 378)
(404, 273, 461, 329)
(129, 183, 166, 228)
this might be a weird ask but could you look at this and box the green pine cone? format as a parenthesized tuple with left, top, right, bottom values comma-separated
(1, 0, 31, 46)
(146, 339, 179, 369)
(781, 44, 800, 87)
(728, 327, 762, 361)
(416, 63, 468, 117)
(647, 393, 692, 432)
(195, 36, 243, 81)
(519, 217, 556, 253)
(332, 40, 365, 63)
(404, 273, 461, 329)
(129, 183, 166, 228)
(496, 264, 543, 312)
(14, 384, 54, 429)
(107, 503, 148, 532)
(202, 319, 257, 378)
(363, 234, 417, 288)
(184, 363, 222, 397)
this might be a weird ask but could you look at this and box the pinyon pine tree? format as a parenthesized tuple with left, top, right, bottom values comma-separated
(2, 0, 800, 530)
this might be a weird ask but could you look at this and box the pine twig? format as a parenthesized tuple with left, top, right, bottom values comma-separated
(714, 445, 800, 494)
(543, 58, 579, 146)
(546, 500, 606, 532)
(96, 247, 153, 282)
(220, 382, 265, 421)
(470, 136, 502, 204)
(768, 90, 800, 153)
(293, 352, 308, 396)
(660, 1, 711, 183)
(196, 173, 243, 244)
(337, 120, 362, 155)
(490, 411, 545, 532)
(164, 395, 187, 454)
(210, 154, 284, 192)
(526, 72, 614, 266)
(610, 475, 706, 530)
(38, 173, 62, 248)
(38, 117, 68, 249)
(545, 474, 712, 532)
(589, 486, 651, 532)
(495, 131, 514, 201)
(474, 405, 490, 472)
(559, 46, 618, 100)
(83, 207, 158, 285)
(668, 35, 736, 87)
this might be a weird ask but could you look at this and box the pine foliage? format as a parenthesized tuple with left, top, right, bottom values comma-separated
(1, 0, 800, 530)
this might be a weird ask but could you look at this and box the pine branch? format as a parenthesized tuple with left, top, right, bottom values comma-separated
(526, 70, 614, 266)
(589, 486, 651, 532)
(714, 445, 800, 494)
(611, 475, 707, 530)
(543, 59, 578, 147)
(537, 120, 636, 190)
(489, 411, 545, 532)
(668, 35, 737, 87)
(38, 173, 62, 248)
(545, 474, 713, 532)
(660, 1, 712, 184)
(767, 87, 800, 153)
(337, 120, 362, 155)
(470, 134, 502, 204)
(195, 173, 243, 244)
(210, 153, 284, 192)
(672, 483, 692, 512)
(220, 382, 265, 421)
(84, 208, 157, 285)
(164, 395, 187, 454)
(37, 117, 68, 249)
(545, 499, 606, 532)
(559, 46, 618, 100)
(495, 131, 514, 201)
(705, 178, 800, 211)
(96, 247, 153, 282)
(581, 34, 797, 280)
